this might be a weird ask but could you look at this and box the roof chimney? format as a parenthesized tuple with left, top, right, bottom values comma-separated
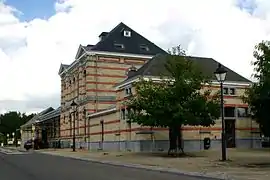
(98, 32, 109, 41)
(126, 65, 137, 77)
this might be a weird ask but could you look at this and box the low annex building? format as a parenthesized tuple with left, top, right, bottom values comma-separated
(86, 54, 261, 152)
(20, 107, 60, 148)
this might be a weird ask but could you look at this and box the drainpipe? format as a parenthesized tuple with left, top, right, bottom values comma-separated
(95, 55, 98, 112)
(77, 68, 80, 143)
(88, 116, 91, 150)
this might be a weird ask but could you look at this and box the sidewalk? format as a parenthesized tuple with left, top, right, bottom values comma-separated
(2, 146, 27, 152)
(38, 148, 270, 180)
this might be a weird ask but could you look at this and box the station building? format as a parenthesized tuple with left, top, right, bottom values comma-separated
(21, 22, 261, 151)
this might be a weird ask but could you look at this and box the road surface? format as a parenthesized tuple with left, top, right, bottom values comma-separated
(0, 148, 219, 180)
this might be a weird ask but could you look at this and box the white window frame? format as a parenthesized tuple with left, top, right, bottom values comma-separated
(124, 30, 131, 37)
(124, 86, 132, 97)
(223, 86, 236, 96)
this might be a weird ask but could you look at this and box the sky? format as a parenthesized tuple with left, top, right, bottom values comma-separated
(0, 0, 270, 114)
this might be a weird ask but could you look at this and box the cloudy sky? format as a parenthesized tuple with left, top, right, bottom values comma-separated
(0, 0, 269, 114)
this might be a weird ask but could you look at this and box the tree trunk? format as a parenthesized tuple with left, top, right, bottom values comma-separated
(177, 126, 184, 153)
(168, 125, 184, 155)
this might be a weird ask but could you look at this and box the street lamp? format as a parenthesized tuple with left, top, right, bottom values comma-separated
(70, 100, 78, 152)
(12, 132, 15, 143)
(214, 63, 227, 161)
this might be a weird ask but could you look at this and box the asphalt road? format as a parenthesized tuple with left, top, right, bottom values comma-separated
(0, 149, 219, 180)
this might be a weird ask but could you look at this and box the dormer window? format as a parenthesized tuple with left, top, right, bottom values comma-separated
(126, 65, 138, 77)
(140, 45, 149, 51)
(123, 30, 131, 37)
(114, 43, 125, 50)
(83, 70, 86, 77)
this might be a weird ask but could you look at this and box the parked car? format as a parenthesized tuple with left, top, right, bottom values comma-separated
(24, 139, 33, 150)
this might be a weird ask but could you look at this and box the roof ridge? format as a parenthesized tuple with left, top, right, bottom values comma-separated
(92, 22, 124, 49)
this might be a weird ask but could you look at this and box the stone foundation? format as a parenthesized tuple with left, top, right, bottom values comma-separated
(54, 138, 262, 152)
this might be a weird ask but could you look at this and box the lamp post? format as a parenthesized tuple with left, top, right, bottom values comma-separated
(7, 134, 9, 145)
(70, 100, 78, 152)
(12, 132, 15, 145)
(214, 63, 228, 161)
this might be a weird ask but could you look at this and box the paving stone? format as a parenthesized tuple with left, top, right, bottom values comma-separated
(38, 148, 270, 180)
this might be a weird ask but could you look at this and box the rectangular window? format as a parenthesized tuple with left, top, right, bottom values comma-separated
(223, 87, 229, 95)
(120, 109, 125, 120)
(125, 87, 132, 96)
(223, 87, 236, 96)
(140, 45, 149, 51)
(125, 108, 131, 120)
(229, 88, 236, 95)
(237, 107, 249, 117)
(224, 107, 235, 117)
(114, 43, 125, 50)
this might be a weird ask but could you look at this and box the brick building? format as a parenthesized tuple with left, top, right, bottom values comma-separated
(58, 22, 166, 148)
(56, 22, 261, 151)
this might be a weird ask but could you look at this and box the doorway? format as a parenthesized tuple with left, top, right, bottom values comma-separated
(225, 119, 236, 148)
(100, 120, 104, 149)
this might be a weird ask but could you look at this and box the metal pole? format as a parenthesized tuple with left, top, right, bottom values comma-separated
(220, 82, 226, 161)
(15, 131, 17, 147)
(72, 112, 76, 152)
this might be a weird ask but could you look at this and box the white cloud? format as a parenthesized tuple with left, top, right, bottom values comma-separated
(0, 0, 270, 113)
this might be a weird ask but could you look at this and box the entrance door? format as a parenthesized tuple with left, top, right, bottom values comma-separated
(225, 119, 236, 148)
(100, 121, 104, 149)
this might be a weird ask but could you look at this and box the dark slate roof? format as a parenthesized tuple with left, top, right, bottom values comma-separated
(98, 32, 109, 38)
(83, 44, 94, 51)
(120, 54, 251, 85)
(58, 63, 69, 75)
(37, 107, 60, 123)
(21, 107, 55, 128)
(62, 22, 167, 73)
(90, 22, 167, 55)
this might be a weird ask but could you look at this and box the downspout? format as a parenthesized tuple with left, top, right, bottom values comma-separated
(95, 55, 98, 112)
(88, 116, 91, 150)
(251, 116, 253, 148)
(77, 68, 80, 142)
(84, 108, 87, 148)
(118, 102, 122, 151)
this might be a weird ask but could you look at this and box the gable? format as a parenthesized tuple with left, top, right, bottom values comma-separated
(75, 45, 87, 59)
(58, 63, 69, 75)
(91, 22, 167, 55)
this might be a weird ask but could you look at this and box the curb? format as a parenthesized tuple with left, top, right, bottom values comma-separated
(0, 147, 29, 154)
(37, 151, 231, 180)
(2, 147, 27, 152)
(0, 148, 13, 154)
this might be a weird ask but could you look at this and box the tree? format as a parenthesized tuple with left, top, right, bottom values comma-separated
(126, 50, 220, 155)
(0, 111, 35, 143)
(243, 40, 270, 137)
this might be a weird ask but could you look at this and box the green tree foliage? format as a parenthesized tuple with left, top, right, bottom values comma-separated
(243, 41, 270, 137)
(126, 50, 220, 154)
(0, 111, 35, 140)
